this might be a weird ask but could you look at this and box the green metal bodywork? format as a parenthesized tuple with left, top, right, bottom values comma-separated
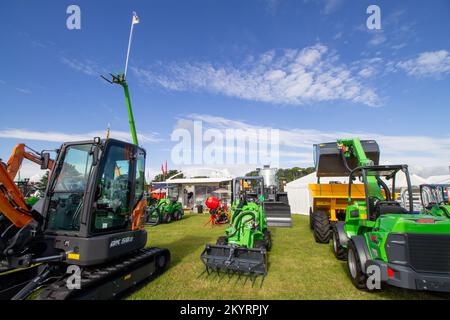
(147, 197, 182, 222)
(225, 198, 267, 248)
(337, 138, 450, 264)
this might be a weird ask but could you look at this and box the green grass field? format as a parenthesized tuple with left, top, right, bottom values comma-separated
(128, 214, 448, 300)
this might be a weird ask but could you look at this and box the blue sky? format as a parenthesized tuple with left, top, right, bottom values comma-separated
(1, 0, 450, 180)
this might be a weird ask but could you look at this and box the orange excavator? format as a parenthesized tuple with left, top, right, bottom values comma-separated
(0, 144, 54, 228)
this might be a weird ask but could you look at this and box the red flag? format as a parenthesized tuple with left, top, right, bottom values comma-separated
(161, 163, 164, 175)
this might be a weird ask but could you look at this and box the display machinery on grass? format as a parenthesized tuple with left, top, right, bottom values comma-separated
(256, 165, 292, 227)
(200, 176, 271, 287)
(420, 184, 450, 218)
(0, 12, 170, 300)
(146, 184, 183, 226)
(309, 140, 379, 243)
(315, 138, 450, 292)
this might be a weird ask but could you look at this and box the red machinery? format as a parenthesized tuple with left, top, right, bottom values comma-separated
(204, 196, 230, 228)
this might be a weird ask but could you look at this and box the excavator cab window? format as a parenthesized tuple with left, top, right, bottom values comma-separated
(47, 144, 94, 231)
(91, 144, 133, 233)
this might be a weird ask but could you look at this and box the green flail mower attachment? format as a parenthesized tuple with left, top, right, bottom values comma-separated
(200, 177, 271, 287)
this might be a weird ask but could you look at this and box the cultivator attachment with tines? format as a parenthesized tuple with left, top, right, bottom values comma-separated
(200, 244, 267, 287)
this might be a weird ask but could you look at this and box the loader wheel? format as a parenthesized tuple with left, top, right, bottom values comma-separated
(174, 210, 182, 221)
(309, 208, 315, 230)
(163, 213, 172, 224)
(332, 228, 347, 260)
(347, 241, 369, 290)
(313, 211, 331, 243)
(216, 236, 228, 245)
(264, 230, 272, 251)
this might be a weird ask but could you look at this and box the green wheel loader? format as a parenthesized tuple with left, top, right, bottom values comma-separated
(200, 176, 271, 284)
(420, 184, 450, 218)
(146, 184, 183, 226)
(316, 138, 450, 292)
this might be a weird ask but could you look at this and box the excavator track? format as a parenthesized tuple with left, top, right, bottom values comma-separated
(35, 247, 170, 300)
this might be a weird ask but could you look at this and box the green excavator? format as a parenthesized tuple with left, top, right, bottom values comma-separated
(200, 176, 271, 286)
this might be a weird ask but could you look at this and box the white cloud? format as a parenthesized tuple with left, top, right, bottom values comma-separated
(323, 0, 342, 14)
(61, 57, 103, 76)
(133, 44, 380, 107)
(175, 114, 450, 177)
(0, 129, 160, 144)
(396, 50, 450, 77)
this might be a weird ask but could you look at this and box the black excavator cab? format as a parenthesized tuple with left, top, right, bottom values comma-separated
(0, 138, 170, 300)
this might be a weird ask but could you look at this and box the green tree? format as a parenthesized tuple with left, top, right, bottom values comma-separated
(35, 171, 49, 192)
(245, 167, 315, 184)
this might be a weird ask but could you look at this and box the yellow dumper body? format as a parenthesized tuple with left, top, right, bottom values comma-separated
(308, 184, 366, 222)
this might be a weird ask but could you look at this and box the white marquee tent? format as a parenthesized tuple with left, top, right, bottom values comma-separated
(285, 173, 352, 215)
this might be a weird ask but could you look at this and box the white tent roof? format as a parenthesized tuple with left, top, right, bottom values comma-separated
(286, 172, 352, 188)
(427, 175, 450, 184)
(165, 177, 232, 184)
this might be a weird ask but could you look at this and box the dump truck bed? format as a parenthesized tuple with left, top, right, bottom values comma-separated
(309, 184, 366, 221)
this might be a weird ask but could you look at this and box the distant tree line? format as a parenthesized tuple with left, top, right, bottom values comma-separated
(245, 167, 315, 184)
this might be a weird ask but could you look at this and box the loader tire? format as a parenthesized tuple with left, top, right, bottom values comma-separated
(347, 240, 369, 290)
(264, 230, 272, 251)
(174, 210, 182, 221)
(313, 211, 331, 243)
(309, 208, 315, 230)
(332, 228, 347, 260)
(216, 236, 228, 245)
(163, 213, 172, 224)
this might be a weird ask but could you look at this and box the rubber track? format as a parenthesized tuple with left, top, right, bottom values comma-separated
(36, 247, 168, 300)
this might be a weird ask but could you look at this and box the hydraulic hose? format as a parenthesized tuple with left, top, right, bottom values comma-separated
(227, 211, 256, 239)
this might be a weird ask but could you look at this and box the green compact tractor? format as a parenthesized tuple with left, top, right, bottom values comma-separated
(316, 138, 450, 292)
(146, 185, 183, 226)
(420, 184, 450, 218)
(200, 176, 271, 285)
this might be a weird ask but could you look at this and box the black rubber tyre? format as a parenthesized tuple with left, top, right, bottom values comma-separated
(347, 240, 369, 290)
(254, 240, 267, 250)
(216, 236, 228, 245)
(173, 210, 182, 221)
(264, 230, 272, 251)
(313, 211, 331, 243)
(163, 212, 172, 224)
(309, 208, 315, 230)
(332, 227, 347, 260)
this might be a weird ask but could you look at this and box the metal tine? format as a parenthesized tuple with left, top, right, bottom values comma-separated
(234, 272, 242, 285)
(197, 269, 208, 279)
(218, 272, 226, 282)
(259, 276, 265, 288)
(251, 274, 257, 288)
(243, 274, 249, 287)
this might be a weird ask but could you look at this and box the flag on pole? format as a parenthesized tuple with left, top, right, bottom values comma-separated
(132, 12, 140, 25)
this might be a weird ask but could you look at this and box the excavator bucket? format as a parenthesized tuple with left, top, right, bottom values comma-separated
(200, 244, 267, 284)
(263, 201, 292, 227)
(314, 140, 380, 177)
